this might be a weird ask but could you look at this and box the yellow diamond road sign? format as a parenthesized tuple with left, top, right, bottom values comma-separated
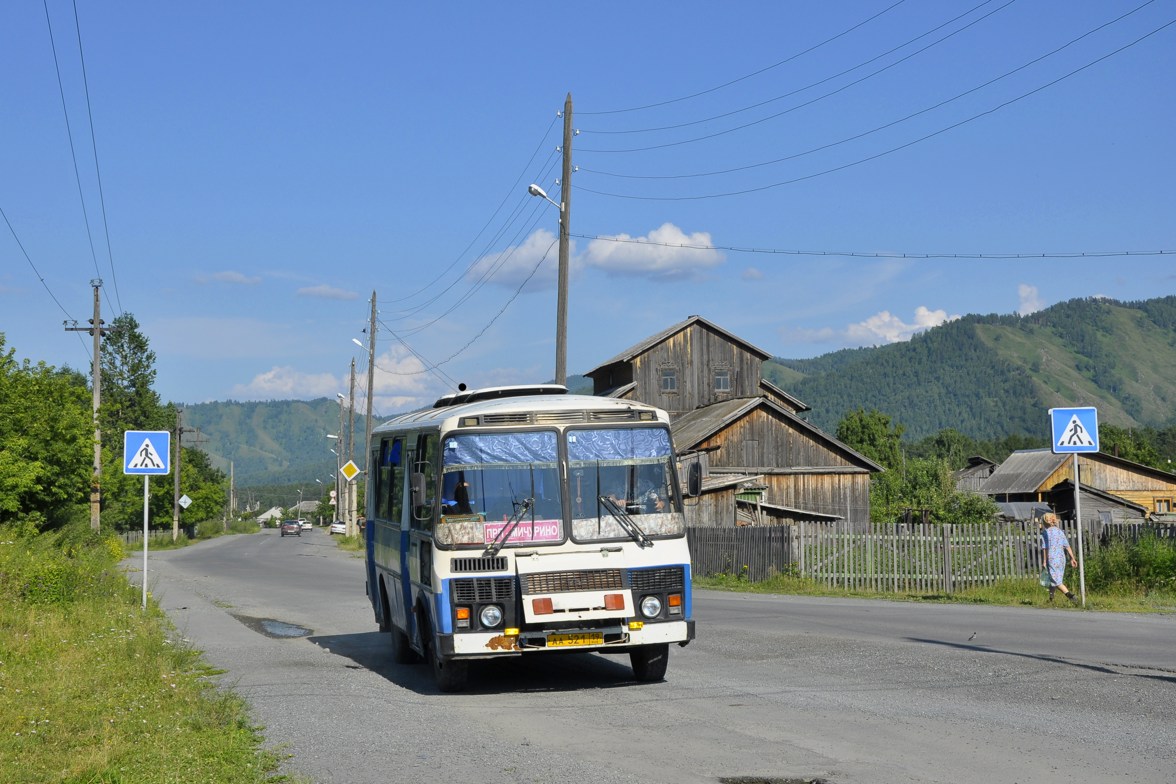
(340, 460, 361, 482)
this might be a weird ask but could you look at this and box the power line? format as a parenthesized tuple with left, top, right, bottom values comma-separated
(569, 232, 1175, 261)
(71, 0, 123, 315)
(384, 115, 560, 308)
(41, 0, 105, 297)
(1, 204, 86, 345)
(578, 0, 1152, 177)
(578, 0, 1009, 137)
(578, 0, 910, 116)
(576, 15, 1176, 201)
(375, 236, 558, 376)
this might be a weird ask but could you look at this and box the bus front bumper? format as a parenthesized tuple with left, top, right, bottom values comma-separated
(440, 619, 694, 658)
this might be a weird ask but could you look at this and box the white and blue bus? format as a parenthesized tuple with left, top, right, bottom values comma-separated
(364, 385, 695, 691)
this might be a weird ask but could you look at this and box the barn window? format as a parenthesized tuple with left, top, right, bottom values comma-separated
(660, 368, 677, 393)
(714, 368, 731, 393)
(1158, 499, 1173, 513)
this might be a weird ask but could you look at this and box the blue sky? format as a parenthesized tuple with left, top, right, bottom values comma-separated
(3, 1, 1174, 416)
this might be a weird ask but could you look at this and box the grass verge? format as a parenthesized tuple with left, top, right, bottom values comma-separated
(693, 572, 1176, 613)
(0, 524, 294, 784)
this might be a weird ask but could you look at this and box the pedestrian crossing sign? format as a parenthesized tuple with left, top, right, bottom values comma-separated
(124, 430, 171, 475)
(1049, 407, 1099, 454)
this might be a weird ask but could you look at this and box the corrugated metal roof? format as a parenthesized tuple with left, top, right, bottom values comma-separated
(980, 449, 1067, 494)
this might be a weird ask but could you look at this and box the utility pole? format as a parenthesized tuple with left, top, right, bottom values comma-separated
(347, 358, 357, 537)
(171, 410, 199, 541)
(65, 279, 106, 531)
(555, 92, 573, 386)
(335, 394, 345, 526)
(362, 292, 377, 531)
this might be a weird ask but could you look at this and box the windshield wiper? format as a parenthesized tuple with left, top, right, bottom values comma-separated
(483, 497, 534, 557)
(598, 495, 653, 549)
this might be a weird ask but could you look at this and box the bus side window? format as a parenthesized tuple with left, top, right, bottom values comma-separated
(411, 433, 438, 530)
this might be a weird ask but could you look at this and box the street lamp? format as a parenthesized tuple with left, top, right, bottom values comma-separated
(529, 182, 570, 387)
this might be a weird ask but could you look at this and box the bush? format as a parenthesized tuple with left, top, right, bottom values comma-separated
(0, 521, 123, 606)
(1086, 532, 1176, 593)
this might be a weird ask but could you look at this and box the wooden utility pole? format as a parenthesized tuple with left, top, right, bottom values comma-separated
(555, 92, 573, 386)
(362, 292, 377, 529)
(347, 359, 357, 536)
(171, 410, 199, 541)
(65, 279, 106, 531)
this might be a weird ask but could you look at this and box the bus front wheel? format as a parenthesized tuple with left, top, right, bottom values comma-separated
(629, 643, 669, 682)
(424, 620, 468, 693)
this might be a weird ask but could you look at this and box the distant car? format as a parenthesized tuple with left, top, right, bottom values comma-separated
(280, 520, 301, 537)
(329, 521, 347, 536)
(299, 519, 312, 531)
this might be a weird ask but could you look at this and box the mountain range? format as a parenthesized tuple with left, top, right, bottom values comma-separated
(184, 295, 1176, 488)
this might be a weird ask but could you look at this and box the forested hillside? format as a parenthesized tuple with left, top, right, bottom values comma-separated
(771, 296, 1176, 440)
(181, 398, 371, 487)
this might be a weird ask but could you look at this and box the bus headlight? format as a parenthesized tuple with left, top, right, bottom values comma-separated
(479, 605, 504, 629)
(639, 595, 662, 619)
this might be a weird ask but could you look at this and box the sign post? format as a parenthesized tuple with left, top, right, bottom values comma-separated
(1049, 407, 1099, 607)
(125, 430, 171, 610)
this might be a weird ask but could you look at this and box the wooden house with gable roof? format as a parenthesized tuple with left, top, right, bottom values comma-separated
(980, 448, 1176, 527)
(585, 316, 882, 527)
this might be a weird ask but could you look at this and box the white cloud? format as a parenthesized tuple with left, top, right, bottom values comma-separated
(297, 284, 359, 300)
(231, 366, 341, 399)
(582, 223, 724, 281)
(783, 306, 959, 348)
(742, 267, 764, 281)
(1017, 284, 1043, 315)
(845, 306, 958, 345)
(204, 270, 261, 285)
(467, 229, 565, 291)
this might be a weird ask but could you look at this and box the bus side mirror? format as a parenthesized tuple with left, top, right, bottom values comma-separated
(410, 471, 426, 509)
(686, 462, 702, 498)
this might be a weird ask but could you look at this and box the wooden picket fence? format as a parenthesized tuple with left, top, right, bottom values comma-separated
(686, 521, 1155, 594)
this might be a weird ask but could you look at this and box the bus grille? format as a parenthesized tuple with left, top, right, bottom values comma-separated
(524, 569, 624, 594)
(452, 556, 508, 573)
(630, 566, 685, 592)
(452, 577, 515, 603)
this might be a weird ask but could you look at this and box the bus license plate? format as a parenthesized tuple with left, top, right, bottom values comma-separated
(547, 632, 603, 648)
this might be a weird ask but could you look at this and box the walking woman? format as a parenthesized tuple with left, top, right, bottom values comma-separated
(1041, 513, 1079, 602)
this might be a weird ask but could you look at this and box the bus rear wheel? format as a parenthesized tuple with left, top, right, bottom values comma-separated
(629, 643, 669, 682)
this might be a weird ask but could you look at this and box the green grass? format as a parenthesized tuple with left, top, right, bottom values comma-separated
(0, 523, 296, 784)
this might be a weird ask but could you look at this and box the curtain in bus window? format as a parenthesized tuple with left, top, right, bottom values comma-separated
(442, 432, 558, 466)
(566, 427, 671, 461)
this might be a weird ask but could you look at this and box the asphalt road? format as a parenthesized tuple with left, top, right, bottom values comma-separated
(125, 529, 1176, 784)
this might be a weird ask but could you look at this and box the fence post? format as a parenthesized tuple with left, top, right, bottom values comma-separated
(942, 525, 953, 594)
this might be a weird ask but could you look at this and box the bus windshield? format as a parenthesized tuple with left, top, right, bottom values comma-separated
(435, 431, 563, 548)
(567, 426, 684, 543)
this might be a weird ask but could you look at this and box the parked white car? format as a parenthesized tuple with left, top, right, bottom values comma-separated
(299, 519, 312, 531)
(329, 520, 347, 535)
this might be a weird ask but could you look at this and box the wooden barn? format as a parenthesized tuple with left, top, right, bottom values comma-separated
(980, 448, 1176, 526)
(584, 316, 881, 528)
(953, 456, 997, 493)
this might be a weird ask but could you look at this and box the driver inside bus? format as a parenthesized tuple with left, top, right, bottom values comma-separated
(441, 472, 473, 515)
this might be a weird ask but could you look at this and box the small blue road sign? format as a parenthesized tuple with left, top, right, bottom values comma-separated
(124, 430, 171, 475)
(1049, 407, 1099, 454)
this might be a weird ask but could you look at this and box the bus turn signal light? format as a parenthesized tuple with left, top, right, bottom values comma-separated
(532, 597, 553, 615)
(604, 593, 625, 610)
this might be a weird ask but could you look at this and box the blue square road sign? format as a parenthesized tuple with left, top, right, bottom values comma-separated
(124, 430, 171, 475)
(1049, 407, 1099, 454)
